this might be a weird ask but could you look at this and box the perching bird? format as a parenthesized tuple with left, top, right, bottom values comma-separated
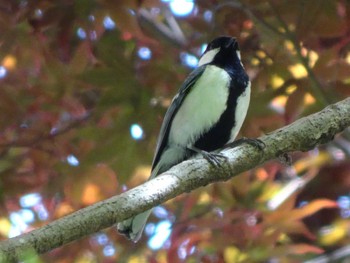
(118, 36, 252, 242)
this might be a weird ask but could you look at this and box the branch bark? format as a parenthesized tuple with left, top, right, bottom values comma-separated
(0, 97, 350, 262)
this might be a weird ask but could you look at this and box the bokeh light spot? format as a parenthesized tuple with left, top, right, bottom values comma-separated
(201, 43, 207, 54)
(34, 9, 43, 18)
(180, 52, 198, 68)
(203, 10, 212, 22)
(17, 209, 35, 224)
(148, 220, 172, 250)
(67, 154, 80, 166)
(153, 206, 169, 219)
(2, 55, 17, 70)
(164, 0, 195, 17)
(96, 233, 109, 246)
(130, 124, 144, 140)
(77, 28, 87, 39)
(20, 193, 42, 208)
(8, 226, 21, 238)
(36, 204, 49, 221)
(9, 210, 34, 236)
(103, 16, 116, 30)
(145, 222, 156, 236)
(89, 30, 97, 41)
(338, 196, 350, 209)
(0, 66, 7, 78)
(138, 47, 152, 60)
(103, 245, 116, 257)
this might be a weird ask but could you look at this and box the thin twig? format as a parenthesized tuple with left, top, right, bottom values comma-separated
(267, 0, 330, 106)
(138, 8, 187, 47)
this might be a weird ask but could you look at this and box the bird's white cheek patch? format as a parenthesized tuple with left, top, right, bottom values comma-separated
(169, 66, 230, 146)
(198, 48, 220, 66)
(236, 51, 244, 67)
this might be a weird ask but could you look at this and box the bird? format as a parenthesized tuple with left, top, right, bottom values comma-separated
(117, 36, 255, 242)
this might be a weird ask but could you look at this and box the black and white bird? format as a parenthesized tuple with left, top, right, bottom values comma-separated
(118, 36, 252, 242)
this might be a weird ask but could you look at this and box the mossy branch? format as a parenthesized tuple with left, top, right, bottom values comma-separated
(0, 97, 349, 262)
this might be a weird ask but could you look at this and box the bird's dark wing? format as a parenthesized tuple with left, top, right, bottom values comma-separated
(151, 65, 206, 171)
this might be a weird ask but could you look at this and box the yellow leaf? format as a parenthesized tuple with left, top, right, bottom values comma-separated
(198, 192, 211, 204)
(156, 251, 167, 263)
(304, 93, 316, 105)
(0, 217, 11, 237)
(128, 255, 147, 263)
(294, 151, 332, 173)
(288, 63, 308, 79)
(319, 220, 349, 246)
(346, 53, 350, 64)
(270, 95, 287, 113)
(270, 75, 284, 89)
(224, 246, 248, 263)
(285, 84, 297, 94)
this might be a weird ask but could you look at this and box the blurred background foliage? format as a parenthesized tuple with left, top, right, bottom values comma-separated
(0, 0, 349, 262)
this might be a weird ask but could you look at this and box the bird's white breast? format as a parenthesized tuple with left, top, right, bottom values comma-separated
(169, 65, 230, 146)
(229, 81, 251, 141)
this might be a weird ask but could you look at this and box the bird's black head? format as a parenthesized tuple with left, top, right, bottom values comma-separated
(205, 36, 239, 52)
(198, 36, 241, 68)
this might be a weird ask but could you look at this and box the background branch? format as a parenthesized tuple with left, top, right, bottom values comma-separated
(0, 97, 349, 262)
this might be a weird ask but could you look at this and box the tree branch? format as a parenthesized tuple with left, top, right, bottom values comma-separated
(0, 97, 349, 262)
(138, 8, 187, 48)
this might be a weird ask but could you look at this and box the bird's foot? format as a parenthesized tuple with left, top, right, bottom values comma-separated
(225, 137, 265, 150)
(201, 151, 227, 166)
(188, 146, 226, 166)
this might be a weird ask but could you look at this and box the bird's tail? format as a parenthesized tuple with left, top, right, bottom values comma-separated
(117, 209, 153, 242)
(117, 163, 162, 242)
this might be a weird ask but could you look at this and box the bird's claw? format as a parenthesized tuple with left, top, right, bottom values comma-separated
(188, 146, 227, 167)
(245, 138, 265, 150)
(201, 151, 227, 167)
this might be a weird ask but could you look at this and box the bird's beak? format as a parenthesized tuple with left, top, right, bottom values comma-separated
(225, 38, 234, 48)
(225, 38, 238, 50)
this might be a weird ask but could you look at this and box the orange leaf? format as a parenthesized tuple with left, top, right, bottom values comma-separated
(65, 164, 118, 206)
(81, 183, 101, 205)
(286, 243, 324, 255)
(277, 220, 316, 240)
(272, 243, 324, 257)
(288, 199, 338, 221)
(266, 199, 338, 224)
